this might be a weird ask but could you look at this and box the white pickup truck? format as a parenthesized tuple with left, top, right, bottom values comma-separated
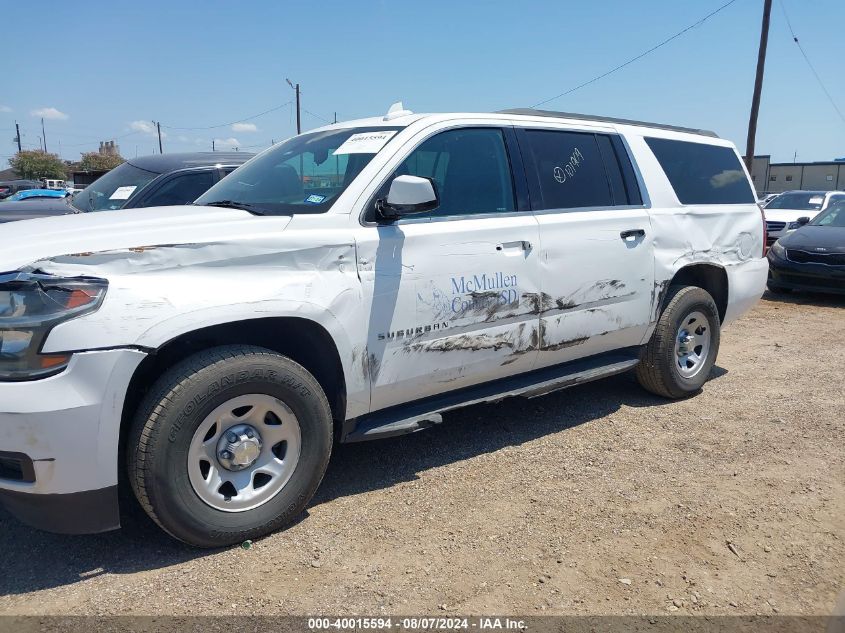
(0, 105, 768, 546)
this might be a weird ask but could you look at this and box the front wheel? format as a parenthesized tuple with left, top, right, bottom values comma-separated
(636, 286, 721, 399)
(127, 345, 333, 547)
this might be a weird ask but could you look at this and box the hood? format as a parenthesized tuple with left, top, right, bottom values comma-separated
(764, 208, 820, 223)
(0, 205, 292, 273)
(0, 197, 74, 223)
(779, 225, 845, 253)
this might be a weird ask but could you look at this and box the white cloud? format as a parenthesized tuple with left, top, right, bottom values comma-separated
(214, 137, 241, 148)
(129, 120, 166, 138)
(31, 107, 68, 120)
(231, 122, 258, 133)
(0, 105, 12, 113)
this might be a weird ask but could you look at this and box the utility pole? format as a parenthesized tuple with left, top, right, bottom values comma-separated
(333, 112, 337, 124)
(14, 121, 22, 152)
(744, 0, 773, 173)
(212, 139, 215, 152)
(155, 121, 163, 154)
(286, 78, 301, 134)
(41, 118, 47, 153)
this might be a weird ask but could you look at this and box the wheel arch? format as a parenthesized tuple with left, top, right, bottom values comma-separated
(117, 316, 350, 513)
(665, 263, 729, 323)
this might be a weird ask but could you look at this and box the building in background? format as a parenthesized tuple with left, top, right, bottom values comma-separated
(751, 155, 845, 195)
(99, 140, 120, 156)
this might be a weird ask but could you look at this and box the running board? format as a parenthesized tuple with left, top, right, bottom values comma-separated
(342, 350, 640, 443)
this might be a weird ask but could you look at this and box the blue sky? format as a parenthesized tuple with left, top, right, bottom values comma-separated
(1, 0, 843, 165)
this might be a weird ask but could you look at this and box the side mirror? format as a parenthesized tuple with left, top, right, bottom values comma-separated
(376, 175, 439, 222)
(796, 216, 810, 227)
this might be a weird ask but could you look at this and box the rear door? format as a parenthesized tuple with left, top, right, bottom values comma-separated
(516, 125, 654, 369)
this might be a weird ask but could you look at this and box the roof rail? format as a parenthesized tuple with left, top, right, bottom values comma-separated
(498, 108, 719, 138)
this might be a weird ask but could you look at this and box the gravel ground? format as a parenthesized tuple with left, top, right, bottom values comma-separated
(0, 291, 842, 617)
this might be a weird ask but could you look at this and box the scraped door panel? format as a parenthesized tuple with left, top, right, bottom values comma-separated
(358, 216, 541, 412)
(534, 209, 654, 368)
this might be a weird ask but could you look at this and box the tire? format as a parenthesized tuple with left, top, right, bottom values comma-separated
(767, 283, 792, 294)
(636, 285, 721, 399)
(127, 345, 333, 547)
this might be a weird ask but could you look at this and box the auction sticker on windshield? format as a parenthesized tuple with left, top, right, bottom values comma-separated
(334, 131, 396, 155)
(109, 185, 138, 200)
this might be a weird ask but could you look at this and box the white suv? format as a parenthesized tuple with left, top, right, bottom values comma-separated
(0, 105, 768, 546)
(764, 190, 845, 244)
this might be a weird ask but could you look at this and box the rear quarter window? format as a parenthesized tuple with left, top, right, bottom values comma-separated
(645, 137, 756, 205)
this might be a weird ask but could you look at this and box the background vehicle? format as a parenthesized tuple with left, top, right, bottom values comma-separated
(2, 188, 69, 201)
(0, 180, 41, 199)
(0, 152, 253, 224)
(763, 190, 845, 244)
(767, 201, 845, 294)
(0, 108, 767, 547)
(759, 192, 780, 206)
(42, 179, 66, 190)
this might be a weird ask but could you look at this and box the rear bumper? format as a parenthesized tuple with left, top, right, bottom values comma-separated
(723, 257, 769, 325)
(767, 254, 845, 294)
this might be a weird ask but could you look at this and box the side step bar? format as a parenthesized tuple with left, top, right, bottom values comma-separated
(342, 349, 640, 443)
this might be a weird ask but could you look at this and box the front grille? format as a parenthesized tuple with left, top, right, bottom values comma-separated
(766, 221, 786, 232)
(787, 250, 845, 266)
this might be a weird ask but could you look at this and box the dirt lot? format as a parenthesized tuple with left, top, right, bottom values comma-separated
(0, 291, 842, 617)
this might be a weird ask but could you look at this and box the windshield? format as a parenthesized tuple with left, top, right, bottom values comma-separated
(809, 203, 845, 227)
(195, 126, 401, 215)
(72, 162, 160, 212)
(765, 192, 825, 211)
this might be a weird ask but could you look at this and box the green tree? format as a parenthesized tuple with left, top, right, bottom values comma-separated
(8, 150, 67, 180)
(78, 151, 125, 171)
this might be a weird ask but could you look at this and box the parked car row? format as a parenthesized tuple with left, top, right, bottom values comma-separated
(0, 152, 252, 224)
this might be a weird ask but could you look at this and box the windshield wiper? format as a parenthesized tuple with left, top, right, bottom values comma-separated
(200, 200, 266, 215)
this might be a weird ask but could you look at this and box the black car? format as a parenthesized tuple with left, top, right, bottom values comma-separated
(0, 179, 41, 200)
(767, 201, 845, 295)
(0, 152, 253, 224)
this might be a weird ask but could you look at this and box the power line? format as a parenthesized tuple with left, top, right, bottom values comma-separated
(777, 0, 845, 126)
(532, 0, 741, 108)
(161, 101, 293, 131)
(302, 107, 332, 124)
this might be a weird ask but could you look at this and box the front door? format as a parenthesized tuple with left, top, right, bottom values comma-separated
(516, 126, 655, 368)
(356, 126, 542, 412)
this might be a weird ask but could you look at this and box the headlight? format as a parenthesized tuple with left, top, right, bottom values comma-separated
(0, 272, 107, 381)
(769, 240, 786, 260)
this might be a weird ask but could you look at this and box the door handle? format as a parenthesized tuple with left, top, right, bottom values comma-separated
(496, 240, 532, 252)
(620, 229, 645, 240)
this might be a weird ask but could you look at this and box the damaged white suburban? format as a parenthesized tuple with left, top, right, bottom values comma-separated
(0, 105, 768, 546)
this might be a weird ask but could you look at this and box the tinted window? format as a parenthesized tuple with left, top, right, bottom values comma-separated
(72, 162, 160, 212)
(811, 203, 845, 227)
(144, 171, 216, 207)
(381, 128, 515, 218)
(645, 137, 755, 204)
(524, 130, 613, 209)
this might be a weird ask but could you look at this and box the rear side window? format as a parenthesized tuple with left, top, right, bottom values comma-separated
(645, 137, 755, 204)
(522, 130, 640, 210)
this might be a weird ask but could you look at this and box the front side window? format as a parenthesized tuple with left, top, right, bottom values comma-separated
(645, 137, 756, 205)
(196, 126, 400, 215)
(524, 130, 614, 210)
(143, 171, 216, 207)
(375, 127, 515, 219)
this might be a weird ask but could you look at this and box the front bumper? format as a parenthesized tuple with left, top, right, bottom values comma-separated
(767, 252, 845, 294)
(0, 348, 146, 533)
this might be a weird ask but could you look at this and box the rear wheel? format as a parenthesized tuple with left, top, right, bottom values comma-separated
(636, 286, 721, 399)
(127, 345, 333, 547)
